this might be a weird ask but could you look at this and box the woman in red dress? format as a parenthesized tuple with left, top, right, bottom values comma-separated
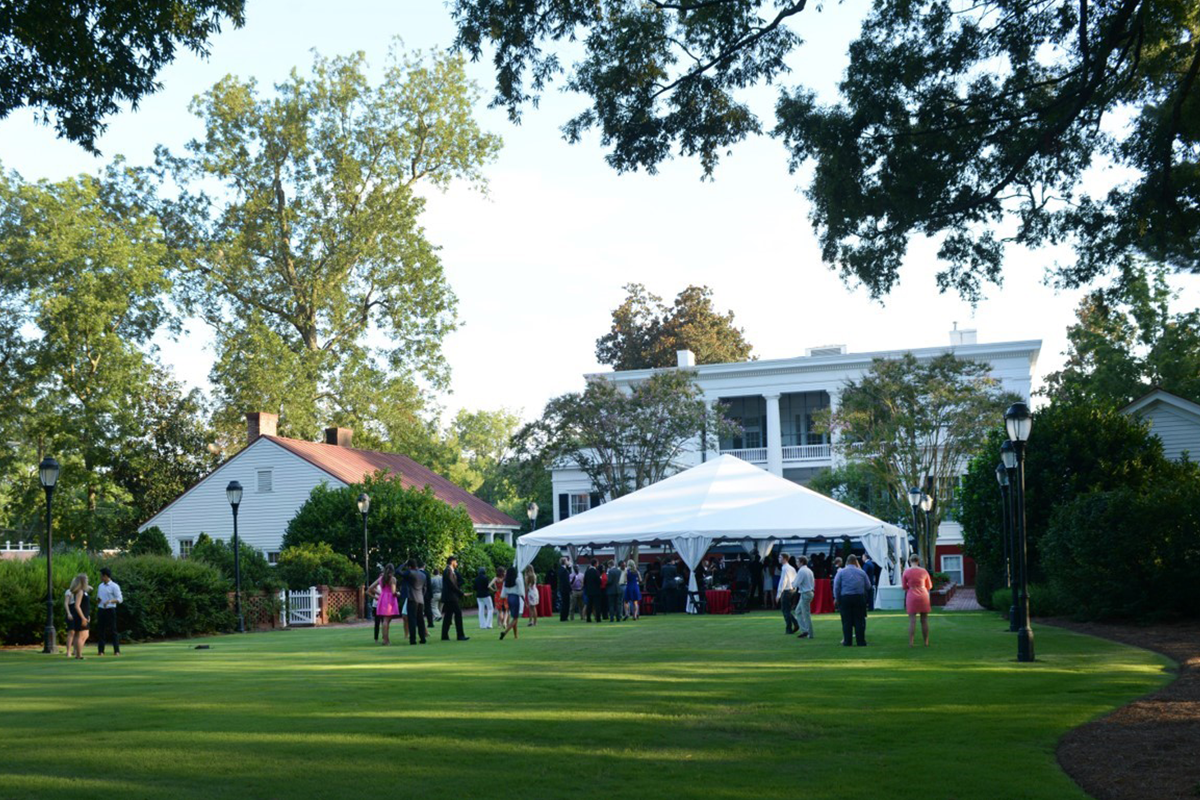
(902, 554, 934, 647)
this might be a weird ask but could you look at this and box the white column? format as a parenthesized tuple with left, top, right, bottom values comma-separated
(828, 388, 843, 467)
(764, 393, 783, 476)
(484, 531, 495, 543)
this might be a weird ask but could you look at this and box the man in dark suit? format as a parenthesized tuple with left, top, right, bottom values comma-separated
(584, 558, 603, 622)
(404, 559, 428, 644)
(606, 561, 623, 622)
(440, 555, 469, 641)
(557, 556, 571, 621)
(420, 560, 435, 629)
(660, 559, 678, 613)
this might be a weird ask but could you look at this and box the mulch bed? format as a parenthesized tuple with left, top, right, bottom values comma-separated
(1041, 617, 1200, 800)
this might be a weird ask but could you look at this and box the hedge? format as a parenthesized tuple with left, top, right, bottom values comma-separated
(991, 583, 1073, 619)
(0, 551, 98, 646)
(276, 543, 362, 590)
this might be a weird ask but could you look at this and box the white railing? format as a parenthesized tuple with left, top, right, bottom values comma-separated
(782, 444, 832, 461)
(719, 448, 768, 462)
(2, 540, 39, 552)
(279, 586, 320, 627)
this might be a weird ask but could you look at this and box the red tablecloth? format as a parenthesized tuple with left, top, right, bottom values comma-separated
(705, 589, 732, 615)
(523, 584, 553, 618)
(812, 578, 835, 614)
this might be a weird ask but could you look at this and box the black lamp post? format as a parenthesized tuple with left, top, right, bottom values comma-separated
(907, 486, 922, 563)
(226, 480, 245, 633)
(1005, 402, 1034, 662)
(999, 440, 1019, 632)
(527, 501, 539, 532)
(920, 491, 935, 572)
(358, 493, 370, 618)
(39, 457, 60, 654)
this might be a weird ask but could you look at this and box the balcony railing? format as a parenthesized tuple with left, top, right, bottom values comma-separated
(720, 448, 768, 462)
(782, 444, 832, 461)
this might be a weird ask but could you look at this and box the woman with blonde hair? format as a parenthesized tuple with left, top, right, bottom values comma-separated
(63, 573, 91, 659)
(902, 554, 934, 647)
(524, 565, 540, 627)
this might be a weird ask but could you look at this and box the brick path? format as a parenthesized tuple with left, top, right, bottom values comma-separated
(943, 586, 984, 611)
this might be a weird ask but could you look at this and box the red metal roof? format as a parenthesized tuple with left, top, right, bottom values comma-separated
(264, 435, 519, 528)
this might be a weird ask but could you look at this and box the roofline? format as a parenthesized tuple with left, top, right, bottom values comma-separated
(586, 339, 1043, 383)
(1121, 387, 1200, 420)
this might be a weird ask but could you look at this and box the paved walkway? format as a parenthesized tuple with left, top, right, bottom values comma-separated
(943, 586, 984, 611)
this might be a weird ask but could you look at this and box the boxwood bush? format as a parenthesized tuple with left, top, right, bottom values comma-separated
(276, 542, 362, 590)
(98, 555, 236, 640)
(0, 551, 98, 645)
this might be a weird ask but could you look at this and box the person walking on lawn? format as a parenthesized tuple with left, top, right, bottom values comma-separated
(475, 567, 494, 630)
(500, 564, 524, 640)
(404, 559, 428, 645)
(96, 567, 122, 656)
(557, 557, 571, 622)
(833, 554, 871, 646)
(440, 555, 469, 641)
(793, 556, 815, 640)
(777, 553, 798, 634)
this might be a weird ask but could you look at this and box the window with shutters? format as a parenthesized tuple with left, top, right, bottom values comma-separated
(257, 469, 273, 493)
(569, 493, 591, 517)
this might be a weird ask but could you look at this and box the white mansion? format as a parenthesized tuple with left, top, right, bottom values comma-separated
(550, 329, 1041, 585)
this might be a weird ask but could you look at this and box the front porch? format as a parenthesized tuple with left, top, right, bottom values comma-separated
(718, 390, 835, 475)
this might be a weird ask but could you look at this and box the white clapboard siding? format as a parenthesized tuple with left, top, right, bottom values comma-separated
(1142, 403, 1200, 462)
(139, 438, 345, 556)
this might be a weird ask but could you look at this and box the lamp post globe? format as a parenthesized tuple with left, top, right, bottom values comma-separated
(1004, 404, 1035, 662)
(39, 456, 60, 654)
(358, 493, 370, 619)
(226, 480, 245, 633)
(919, 493, 935, 569)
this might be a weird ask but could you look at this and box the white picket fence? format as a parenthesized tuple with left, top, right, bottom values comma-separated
(278, 586, 320, 627)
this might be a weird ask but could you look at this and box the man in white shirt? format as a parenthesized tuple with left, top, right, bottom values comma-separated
(776, 553, 798, 634)
(793, 556, 816, 639)
(96, 567, 123, 656)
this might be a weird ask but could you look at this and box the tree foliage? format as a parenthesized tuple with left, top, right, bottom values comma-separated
(275, 542, 363, 590)
(596, 284, 754, 370)
(282, 472, 477, 574)
(825, 353, 1017, 564)
(0, 0, 245, 152)
(156, 45, 502, 445)
(453, 0, 1200, 298)
(518, 371, 737, 499)
(1043, 263, 1200, 407)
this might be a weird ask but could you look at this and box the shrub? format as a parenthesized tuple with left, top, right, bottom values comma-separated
(1042, 483, 1200, 620)
(99, 555, 236, 640)
(480, 541, 515, 573)
(0, 551, 99, 646)
(973, 564, 1003, 610)
(457, 542, 495, 595)
(931, 571, 951, 587)
(129, 526, 172, 556)
(276, 542, 362, 590)
(991, 583, 1072, 619)
(192, 534, 282, 592)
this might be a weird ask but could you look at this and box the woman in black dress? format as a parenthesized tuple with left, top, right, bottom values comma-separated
(64, 573, 91, 659)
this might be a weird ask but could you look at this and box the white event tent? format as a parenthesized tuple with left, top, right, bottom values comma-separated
(516, 455, 909, 607)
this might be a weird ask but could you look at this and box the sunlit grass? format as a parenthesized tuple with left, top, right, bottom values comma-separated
(0, 611, 1172, 799)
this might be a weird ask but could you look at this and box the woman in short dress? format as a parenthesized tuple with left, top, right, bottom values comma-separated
(64, 573, 91, 659)
(524, 565, 540, 627)
(500, 565, 523, 640)
(902, 554, 934, 647)
(624, 562, 642, 620)
(490, 567, 509, 631)
(370, 564, 400, 645)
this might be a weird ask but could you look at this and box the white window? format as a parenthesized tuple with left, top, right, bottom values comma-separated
(267, 551, 280, 565)
(569, 493, 591, 517)
(179, 539, 194, 559)
(940, 555, 963, 585)
(257, 469, 273, 493)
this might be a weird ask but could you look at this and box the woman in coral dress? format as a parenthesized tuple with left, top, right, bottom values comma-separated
(902, 554, 934, 647)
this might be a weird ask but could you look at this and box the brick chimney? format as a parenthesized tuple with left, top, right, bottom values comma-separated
(246, 412, 278, 444)
(324, 426, 353, 448)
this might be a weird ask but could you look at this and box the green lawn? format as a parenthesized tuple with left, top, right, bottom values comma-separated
(0, 610, 1172, 800)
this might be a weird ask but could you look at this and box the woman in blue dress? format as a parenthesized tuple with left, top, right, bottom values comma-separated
(624, 562, 642, 621)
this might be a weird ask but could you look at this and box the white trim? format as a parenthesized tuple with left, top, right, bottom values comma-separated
(1122, 388, 1200, 424)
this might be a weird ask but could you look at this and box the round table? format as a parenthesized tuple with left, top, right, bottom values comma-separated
(705, 589, 732, 614)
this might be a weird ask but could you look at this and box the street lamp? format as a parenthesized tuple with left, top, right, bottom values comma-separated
(358, 493, 370, 619)
(907, 487, 922, 563)
(527, 501, 539, 532)
(1005, 402, 1034, 662)
(919, 491, 935, 571)
(39, 457, 59, 654)
(1000, 440, 1019, 631)
(226, 480, 244, 633)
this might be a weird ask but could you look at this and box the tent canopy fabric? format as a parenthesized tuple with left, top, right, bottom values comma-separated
(516, 455, 907, 589)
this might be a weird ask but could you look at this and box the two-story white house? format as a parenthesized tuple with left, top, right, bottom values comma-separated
(139, 412, 519, 559)
(550, 330, 1041, 586)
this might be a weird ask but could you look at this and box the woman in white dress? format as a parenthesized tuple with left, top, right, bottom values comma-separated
(523, 565, 540, 626)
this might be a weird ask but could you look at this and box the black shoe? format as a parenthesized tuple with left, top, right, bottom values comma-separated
(420, 639, 427, 644)
(856, 641, 868, 646)
(500, 631, 506, 640)
(457, 636, 470, 641)
(797, 632, 809, 639)
(441, 636, 450, 641)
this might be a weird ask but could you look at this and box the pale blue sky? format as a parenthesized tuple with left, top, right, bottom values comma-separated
(2, 0, 1192, 422)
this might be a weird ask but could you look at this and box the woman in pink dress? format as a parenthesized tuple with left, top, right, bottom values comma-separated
(902, 554, 934, 647)
(370, 564, 400, 645)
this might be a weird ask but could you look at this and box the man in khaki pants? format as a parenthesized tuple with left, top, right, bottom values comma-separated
(793, 556, 816, 639)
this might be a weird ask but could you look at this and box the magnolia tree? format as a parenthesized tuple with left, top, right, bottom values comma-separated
(516, 370, 739, 500)
(823, 353, 1018, 565)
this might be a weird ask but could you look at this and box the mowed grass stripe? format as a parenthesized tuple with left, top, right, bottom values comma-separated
(0, 612, 1172, 800)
